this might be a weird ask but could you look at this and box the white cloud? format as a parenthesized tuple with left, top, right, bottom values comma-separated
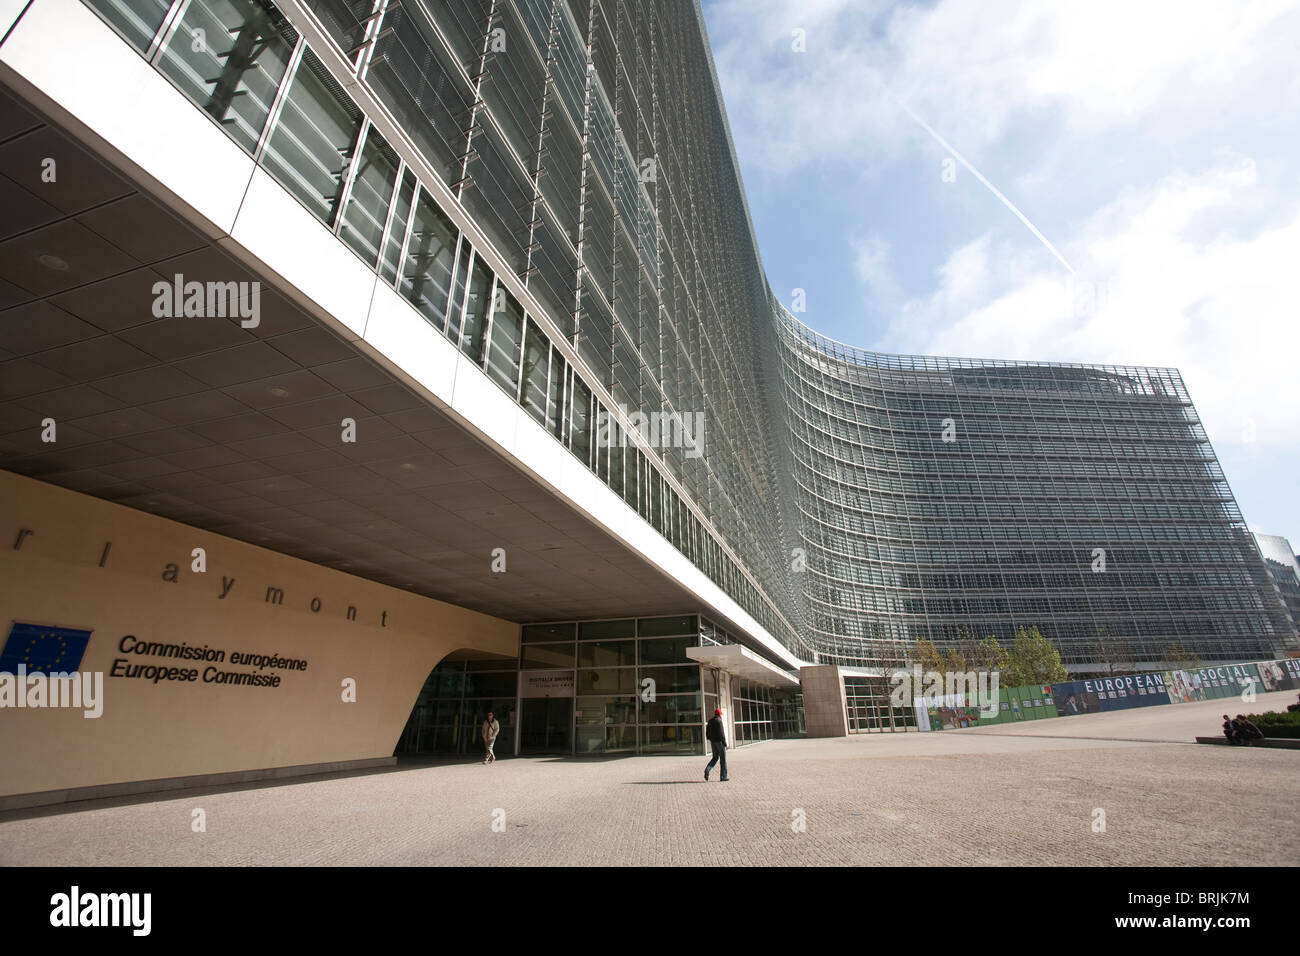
(877, 157, 1300, 453)
(709, 0, 1300, 173)
(704, 0, 1300, 536)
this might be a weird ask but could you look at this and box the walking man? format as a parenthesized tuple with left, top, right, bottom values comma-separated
(482, 710, 500, 764)
(704, 707, 728, 782)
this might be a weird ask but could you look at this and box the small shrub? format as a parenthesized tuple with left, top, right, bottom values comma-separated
(1243, 711, 1300, 738)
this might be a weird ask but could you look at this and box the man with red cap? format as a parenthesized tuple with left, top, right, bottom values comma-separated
(704, 707, 728, 781)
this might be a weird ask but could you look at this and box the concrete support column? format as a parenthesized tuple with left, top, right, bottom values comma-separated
(800, 664, 848, 737)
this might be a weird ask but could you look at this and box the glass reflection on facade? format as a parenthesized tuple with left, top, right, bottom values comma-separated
(78, 0, 1298, 679)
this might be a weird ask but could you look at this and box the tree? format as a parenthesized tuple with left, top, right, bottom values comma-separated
(1162, 640, 1204, 672)
(910, 639, 944, 674)
(1004, 626, 1068, 686)
(1088, 626, 1136, 676)
(941, 648, 967, 673)
(966, 636, 1010, 676)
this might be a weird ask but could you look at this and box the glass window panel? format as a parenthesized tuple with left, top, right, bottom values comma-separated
(570, 374, 592, 466)
(640, 665, 700, 694)
(444, 237, 472, 342)
(520, 318, 549, 424)
(638, 636, 696, 665)
(398, 188, 457, 329)
(155, 0, 296, 154)
(464, 671, 516, 697)
(595, 414, 609, 483)
(609, 425, 623, 497)
(603, 725, 637, 753)
(88, 0, 172, 52)
(300, 0, 369, 54)
(640, 725, 699, 754)
(459, 256, 492, 364)
(642, 693, 702, 725)
(522, 623, 574, 643)
(578, 619, 635, 640)
(547, 345, 566, 440)
(577, 668, 636, 694)
(485, 285, 524, 393)
(339, 124, 399, 266)
(261, 49, 362, 225)
(520, 643, 575, 669)
(574, 723, 605, 753)
(379, 169, 415, 283)
(623, 448, 638, 511)
(574, 695, 636, 725)
(578, 640, 635, 668)
(434, 666, 465, 696)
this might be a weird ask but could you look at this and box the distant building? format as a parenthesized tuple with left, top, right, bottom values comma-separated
(1254, 534, 1300, 639)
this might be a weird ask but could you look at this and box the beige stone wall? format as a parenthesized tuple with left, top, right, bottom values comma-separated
(799, 664, 848, 737)
(0, 470, 519, 797)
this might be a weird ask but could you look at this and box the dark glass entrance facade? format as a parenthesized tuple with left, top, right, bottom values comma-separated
(397, 615, 806, 758)
(520, 698, 573, 754)
(396, 658, 518, 757)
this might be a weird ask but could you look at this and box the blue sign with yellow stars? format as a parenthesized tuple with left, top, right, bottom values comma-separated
(0, 622, 93, 674)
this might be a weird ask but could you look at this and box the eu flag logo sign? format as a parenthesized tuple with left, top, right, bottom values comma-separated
(0, 622, 93, 674)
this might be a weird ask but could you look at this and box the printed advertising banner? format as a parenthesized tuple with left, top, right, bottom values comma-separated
(1189, 663, 1261, 701)
(915, 658, 1295, 730)
(1256, 659, 1300, 692)
(1051, 672, 1170, 715)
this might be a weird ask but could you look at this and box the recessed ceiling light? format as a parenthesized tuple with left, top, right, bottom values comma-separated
(269, 386, 290, 397)
(37, 253, 69, 271)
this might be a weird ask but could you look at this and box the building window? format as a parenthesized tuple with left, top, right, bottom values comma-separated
(398, 191, 458, 329)
(154, 0, 296, 155)
(485, 287, 525, 393)
(378, 169, 416, 284)
(338, 123, 399, 267)
(88, 0, 173, 52)
(519, 319, 549, 425)
(260, 48, 363, 226)
(459, 256, 493, 364)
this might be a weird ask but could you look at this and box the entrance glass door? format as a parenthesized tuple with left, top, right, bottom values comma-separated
(520, 697, 572, 754)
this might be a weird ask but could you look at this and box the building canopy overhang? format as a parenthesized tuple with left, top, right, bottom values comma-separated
(688, 645, 801, 689)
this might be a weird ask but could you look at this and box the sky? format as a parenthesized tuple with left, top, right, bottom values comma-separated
(700, 0, 1300, 551)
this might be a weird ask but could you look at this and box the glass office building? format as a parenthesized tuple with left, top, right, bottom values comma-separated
(50, 0, 1299, 680)
(781, 319, 1294, 670)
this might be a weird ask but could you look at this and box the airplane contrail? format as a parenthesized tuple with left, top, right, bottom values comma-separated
(898, 100, 1075, 275)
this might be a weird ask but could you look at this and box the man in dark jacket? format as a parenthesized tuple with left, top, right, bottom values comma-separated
(704, 708, 728, 781)
(1222, 714, 1239, 744)
(1234, 714, 1265, 745)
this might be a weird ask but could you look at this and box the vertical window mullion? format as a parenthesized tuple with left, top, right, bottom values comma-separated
(453, 248, 477, 349)
(481, 274, 498, 371)
(253, 36, 305, 162)
(333, 116, 371, 235)
(148, 0, 193, 62)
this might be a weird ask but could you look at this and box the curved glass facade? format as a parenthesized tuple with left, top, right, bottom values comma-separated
(76, 0, 1297, 670)
(778, 316, 1292, 669)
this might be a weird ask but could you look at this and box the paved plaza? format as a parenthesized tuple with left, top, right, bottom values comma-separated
(2, 691, 1297, 866)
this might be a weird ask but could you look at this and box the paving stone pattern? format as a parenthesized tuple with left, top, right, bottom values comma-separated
(1, 692, 1296, 865)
